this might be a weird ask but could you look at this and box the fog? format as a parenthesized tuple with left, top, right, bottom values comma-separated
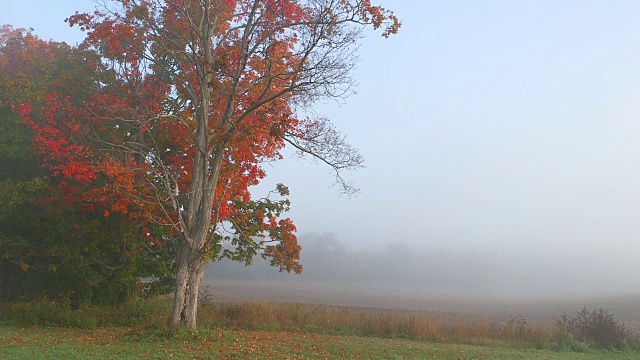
(238, 0, 640, 298)
(207, 233, 640, 299)
(4, 1, 640, 298)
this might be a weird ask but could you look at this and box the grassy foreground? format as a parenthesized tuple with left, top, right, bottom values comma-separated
(1, 298, 639, 359)
(1, 325, 637, 360)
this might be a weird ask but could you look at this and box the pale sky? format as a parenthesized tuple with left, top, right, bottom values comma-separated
(3, 1, 640, 293)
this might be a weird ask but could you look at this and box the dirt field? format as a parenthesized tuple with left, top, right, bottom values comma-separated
(202, 280, 640, 332)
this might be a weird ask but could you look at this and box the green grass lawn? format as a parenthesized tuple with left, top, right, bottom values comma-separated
(0, 325, 637, 360)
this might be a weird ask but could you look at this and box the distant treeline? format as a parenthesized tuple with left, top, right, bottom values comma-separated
(205, 232, 640, 298)
(205, 233, 507, 291)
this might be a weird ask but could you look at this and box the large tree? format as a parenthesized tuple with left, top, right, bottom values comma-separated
(26, 0, 398, 328)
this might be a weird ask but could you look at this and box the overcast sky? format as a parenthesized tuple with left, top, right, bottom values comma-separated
(3, 1, 640, 293)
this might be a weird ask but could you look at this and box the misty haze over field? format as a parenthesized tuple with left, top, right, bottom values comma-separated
(206, 233, 640, 299)
(3, 1, 640, 299)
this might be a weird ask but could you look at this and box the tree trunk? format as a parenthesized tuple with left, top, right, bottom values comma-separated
(184, 259, 203, 329)
(170, 246, 189, 327)
(170, 243, 205, 329)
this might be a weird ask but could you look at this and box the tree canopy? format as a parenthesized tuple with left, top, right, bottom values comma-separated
(10, 0, 398, 328)
(0, 25, 175, 306)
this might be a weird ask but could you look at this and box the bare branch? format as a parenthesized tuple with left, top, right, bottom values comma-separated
(285, 117, 363, 195)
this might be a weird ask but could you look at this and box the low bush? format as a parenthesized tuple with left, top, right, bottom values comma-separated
(4, 297, 171, 328)
(555, 307, 632, 349)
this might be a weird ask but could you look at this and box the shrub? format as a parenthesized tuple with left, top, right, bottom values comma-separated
(8, 299, 71, 326)
(626, 336, 640, 352)
(555, 307, 631, 349)
(4, 297, 172, 328)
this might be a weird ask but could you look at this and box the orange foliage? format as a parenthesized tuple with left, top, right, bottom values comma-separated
(23, 0, 398, 277)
